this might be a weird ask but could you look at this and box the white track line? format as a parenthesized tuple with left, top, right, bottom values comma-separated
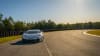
(43, 39, 53, 56)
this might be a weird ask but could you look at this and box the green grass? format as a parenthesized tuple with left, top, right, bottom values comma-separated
(87, 30, 100, 36)
(0, 35, 21, 44)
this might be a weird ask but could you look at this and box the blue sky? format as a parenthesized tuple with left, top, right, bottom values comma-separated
(0, 0, 100, 23)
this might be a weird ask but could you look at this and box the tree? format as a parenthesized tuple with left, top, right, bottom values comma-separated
(3, 17, 14, 31)
(93, 22, 100, 29)
(26, 22, 35, 30)
(46, 20, 56, 29)
(0, 13, 3, 21)
(56, 24, 65, 30)
(8, 16, 14, 24)
(14, 21, 25, 31)
(0, 14, 4, 31)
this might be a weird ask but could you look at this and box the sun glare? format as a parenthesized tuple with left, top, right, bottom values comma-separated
(76, 0, 83, 4)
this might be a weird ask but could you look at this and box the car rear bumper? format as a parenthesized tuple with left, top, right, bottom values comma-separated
(22, 38, 40, 42)
(22, 36, 44, 42)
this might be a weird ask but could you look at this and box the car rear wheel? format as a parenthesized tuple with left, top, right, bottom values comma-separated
(22, 39, 27, 43)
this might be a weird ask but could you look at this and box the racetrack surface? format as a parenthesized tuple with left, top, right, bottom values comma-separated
(0, 30, 100, 56)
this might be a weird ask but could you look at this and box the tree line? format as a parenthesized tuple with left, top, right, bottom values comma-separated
(0, 13, 100, 32)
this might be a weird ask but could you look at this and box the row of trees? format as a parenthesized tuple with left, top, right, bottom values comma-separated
(0, 14, 100, 32)
(0, 14, 25, 31)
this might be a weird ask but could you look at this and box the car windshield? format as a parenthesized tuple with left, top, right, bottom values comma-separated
(25, 30, 40, 34)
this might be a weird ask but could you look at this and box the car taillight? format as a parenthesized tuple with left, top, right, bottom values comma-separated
(37, 34, 41, 36)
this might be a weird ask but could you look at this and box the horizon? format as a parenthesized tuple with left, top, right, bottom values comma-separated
(0, 0, 100, 23)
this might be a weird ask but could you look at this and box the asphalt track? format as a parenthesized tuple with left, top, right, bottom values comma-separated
(0, 30, 100, 56)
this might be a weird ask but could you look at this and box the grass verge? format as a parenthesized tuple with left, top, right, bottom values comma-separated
(87, 30, 100, 36)
(0, 35, 21, 44)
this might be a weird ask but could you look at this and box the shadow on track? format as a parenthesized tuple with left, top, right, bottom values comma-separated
(10, 40, 41, 45)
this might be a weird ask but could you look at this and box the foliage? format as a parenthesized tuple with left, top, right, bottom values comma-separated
(0, 13, 100, 32)
(14, 21, 26, 31)
(0, 35, 21, 43)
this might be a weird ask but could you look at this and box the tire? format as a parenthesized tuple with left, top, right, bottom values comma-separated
(22, 39, 26, 43)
